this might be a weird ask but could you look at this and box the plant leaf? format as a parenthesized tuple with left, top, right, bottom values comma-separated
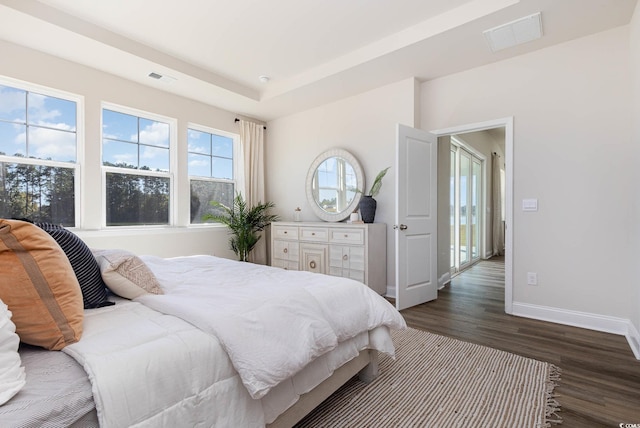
(202, 192, 279, 261)
(368, 167, 390, 197)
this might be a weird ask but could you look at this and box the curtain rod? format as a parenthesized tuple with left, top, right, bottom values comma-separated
(235, 118, 266, 130)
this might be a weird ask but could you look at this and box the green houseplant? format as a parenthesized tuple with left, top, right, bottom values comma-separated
(358, 167, 390, 223)
(203, 192, 279, 262)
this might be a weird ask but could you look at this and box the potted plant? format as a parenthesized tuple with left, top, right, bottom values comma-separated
(359, 167, 390, 223)
(203, 192, 279, 262)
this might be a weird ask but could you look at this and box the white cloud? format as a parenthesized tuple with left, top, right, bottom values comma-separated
(188, 143, 208, 154)
(0, 87, 25, 117)
(112, 153, 136, 164)
(28, 126, 76, 161)
(189, 158, 209, 167)
(138, 122, 169, 147)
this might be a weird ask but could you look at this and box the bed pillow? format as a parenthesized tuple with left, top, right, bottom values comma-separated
(35, 223, 113, 309)
(92, 249, 164, 299)
(0, 299, 26, 405)
(0, 219, 83, 351)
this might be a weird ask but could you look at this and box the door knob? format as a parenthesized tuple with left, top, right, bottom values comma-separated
(393, 224, 408, 230)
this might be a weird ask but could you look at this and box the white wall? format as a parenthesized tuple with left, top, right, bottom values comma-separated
(265, 78, 418, 291)
(630, 3, 640, 345)
(0, 40, 240, 259)
(436, 136, 451, 287)
(421, 27, 635, 324)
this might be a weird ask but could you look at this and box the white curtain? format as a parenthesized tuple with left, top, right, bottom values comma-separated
(492, 152, 505, 256)
(238, 119, 267, 264)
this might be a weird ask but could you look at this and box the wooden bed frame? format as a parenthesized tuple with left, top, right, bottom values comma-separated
(268, 350, 379, 427)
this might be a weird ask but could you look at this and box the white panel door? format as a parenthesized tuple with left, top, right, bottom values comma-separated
(395, 124, 438, 310)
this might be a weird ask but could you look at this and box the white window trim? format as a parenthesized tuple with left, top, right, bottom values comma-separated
(0, 75, 84, 227)
(187, 123, 240, 226)
(100, 102, 177, 228)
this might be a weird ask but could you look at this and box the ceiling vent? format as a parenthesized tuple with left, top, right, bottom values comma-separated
(483, 12, 543, 52)
(148, 72, 177, 83)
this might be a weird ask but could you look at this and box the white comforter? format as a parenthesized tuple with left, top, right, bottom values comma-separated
(63, 299, 265, 428)
(137, 255, 406, 399)
(63, 255, 406, 427)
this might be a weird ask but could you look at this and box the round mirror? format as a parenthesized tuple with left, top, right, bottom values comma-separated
(305, 148, 365, 222)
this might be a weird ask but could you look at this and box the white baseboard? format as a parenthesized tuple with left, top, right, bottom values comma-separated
(627, 321, 640, 360)
(385, 286, 396, 299)
(512, 302, 640, 360)
(438, 272, 451, 290)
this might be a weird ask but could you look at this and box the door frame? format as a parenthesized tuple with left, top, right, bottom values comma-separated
(431, 117, 514, 315)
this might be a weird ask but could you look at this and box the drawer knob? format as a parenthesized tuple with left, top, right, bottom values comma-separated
(344, 234, 348, 238)
(343, 254, 348, 261)
(312, 232, 316, 236)
(284, 231, 288, 234)
(283, 248, 288, 254)
(309, 261, 316, 269)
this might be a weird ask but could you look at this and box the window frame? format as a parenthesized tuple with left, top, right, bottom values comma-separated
(187, 123, 240, 226)
(100, 102, 177, 228)
(0, 75, 83, 227)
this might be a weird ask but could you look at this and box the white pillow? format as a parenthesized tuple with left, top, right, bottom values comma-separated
(92, 249, 164, 299)
(0, 300, 26, 405)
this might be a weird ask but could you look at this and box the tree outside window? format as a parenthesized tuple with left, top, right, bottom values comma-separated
(187, 127, 236, 224)
(102, 107, 172, 226)
(0, 83, 78, 226)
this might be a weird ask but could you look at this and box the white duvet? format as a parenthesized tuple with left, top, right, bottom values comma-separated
(63, 299, 265, 427)
(63, 255, 406, 427)
(137, 255, 406, 399)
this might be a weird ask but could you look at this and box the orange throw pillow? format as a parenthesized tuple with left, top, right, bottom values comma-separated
(0, 219, 83, 350)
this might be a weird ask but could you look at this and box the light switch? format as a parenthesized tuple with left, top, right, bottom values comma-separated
(522, 199, 538, 211)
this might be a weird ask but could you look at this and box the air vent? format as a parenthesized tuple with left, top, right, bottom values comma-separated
(483, 12, 542, 52)
(147, 72, 177, 83)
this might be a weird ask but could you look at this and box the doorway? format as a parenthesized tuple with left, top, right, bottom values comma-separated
(432, 117, 513, 315)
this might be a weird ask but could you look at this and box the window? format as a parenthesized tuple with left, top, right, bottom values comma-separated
(0, 81, 79, 226)
(187, 126, 236, 224)
(102, 106, 173, 226)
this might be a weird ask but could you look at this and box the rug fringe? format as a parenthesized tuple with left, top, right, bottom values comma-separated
(544, 364, 563, 426)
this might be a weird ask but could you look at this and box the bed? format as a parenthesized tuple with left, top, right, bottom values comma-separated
(0, 219, 405, 427)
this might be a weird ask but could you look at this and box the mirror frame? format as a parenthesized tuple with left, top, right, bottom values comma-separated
(305, 148, 365, 222)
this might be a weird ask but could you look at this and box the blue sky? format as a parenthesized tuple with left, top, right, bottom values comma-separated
(1, 84, 234, 178)
(187, 129, 233, 179)
(102, 109, 170, 171)
(0, 85, 77, 162)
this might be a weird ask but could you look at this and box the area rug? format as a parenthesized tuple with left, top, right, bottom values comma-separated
(295, 327, 561, 427)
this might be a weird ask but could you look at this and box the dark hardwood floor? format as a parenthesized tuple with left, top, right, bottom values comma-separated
(399, 257, 640, 427)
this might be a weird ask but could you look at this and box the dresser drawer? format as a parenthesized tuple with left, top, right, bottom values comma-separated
(273, 240, 299, 261)
(272, 225, 299, 240)
(272, 259, 299, 271)
(299, 226, 329, 242)
(330, 245, 365, 270)
(329, 228, 364, 245)
(328, 266, 365, 283)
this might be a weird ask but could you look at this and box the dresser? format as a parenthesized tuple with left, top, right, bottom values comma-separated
(270, 221, 387, 294)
